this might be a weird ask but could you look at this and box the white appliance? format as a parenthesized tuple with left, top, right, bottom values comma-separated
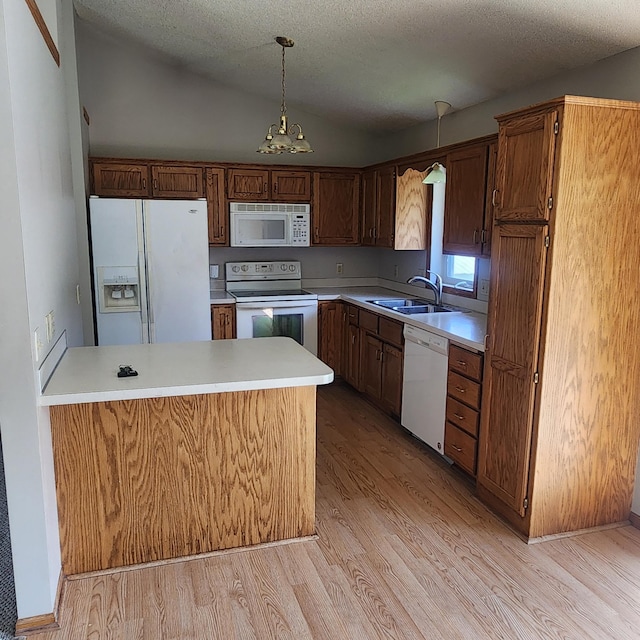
(229, 202, 310, 247)
(226, 261, 318, 355)
(401, 325, 449, 454)
(89, 197, 212, 345)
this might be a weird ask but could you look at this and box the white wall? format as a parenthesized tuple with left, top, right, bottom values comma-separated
(0, 0, 83, 619)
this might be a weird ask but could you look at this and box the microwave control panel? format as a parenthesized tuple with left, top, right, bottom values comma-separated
(291, 213, 310, 246)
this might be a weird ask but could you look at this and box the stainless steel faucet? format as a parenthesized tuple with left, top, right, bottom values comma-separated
(406, 271, 443, 306)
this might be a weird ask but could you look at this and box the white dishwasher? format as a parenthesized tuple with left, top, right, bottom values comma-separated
(401, 324, 449, 455)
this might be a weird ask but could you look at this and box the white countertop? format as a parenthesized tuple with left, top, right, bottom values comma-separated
(308, 286, 487, 351)
(41, 338, 334, 406)
(210, 291, 235, 304)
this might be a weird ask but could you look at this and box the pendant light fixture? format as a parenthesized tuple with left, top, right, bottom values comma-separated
(257, 36, 313, 154)
(423, 100, 451, 184)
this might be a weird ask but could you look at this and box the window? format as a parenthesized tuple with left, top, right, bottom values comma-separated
(442, 255, 477, 294)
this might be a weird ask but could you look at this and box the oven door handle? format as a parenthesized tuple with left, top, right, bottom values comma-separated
(236, 303, 317, 310)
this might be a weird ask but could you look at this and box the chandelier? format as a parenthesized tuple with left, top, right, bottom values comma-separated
(257, 37, 313, 154)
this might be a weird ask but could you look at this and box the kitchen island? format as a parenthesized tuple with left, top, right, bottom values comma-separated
(41, 338, 333, 575)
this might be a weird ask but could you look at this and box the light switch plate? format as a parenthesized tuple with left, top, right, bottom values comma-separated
(209, 264, 219, 279)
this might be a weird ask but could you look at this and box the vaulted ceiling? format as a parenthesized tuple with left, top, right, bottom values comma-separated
(73, 0, 640, 132)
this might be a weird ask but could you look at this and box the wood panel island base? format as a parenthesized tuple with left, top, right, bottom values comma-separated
(42, 338, 333, 576)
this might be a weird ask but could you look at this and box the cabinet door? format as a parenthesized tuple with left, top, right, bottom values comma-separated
(361, 169, 377, 245)
(227, 168, 270, 200)
(312, 172, 360, 245)
(92, 162, 150, 197)
(375, 165, 396, 247)
(318, 301, 344, 376)
(394, 168, 429, 250)
(494, 110, 558, 222)
(361, 334, 383, 400)
(482, 141, 498, 256)
(151, 166, 204, 199)
(443, 144, 488, 256)
(271, 171, 311, 201)
(211, 304, 236, 339)
(381, 343, 403, 417)
(206, 167, 227, 245)
(477, 224, 549, 517)
(344, 322, 361, 390)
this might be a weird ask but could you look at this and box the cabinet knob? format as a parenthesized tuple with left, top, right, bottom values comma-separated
(473, 229, 479, 244)
(454, 413, 465, 420)
(492, 189, 499, 207)
(142, 178, 147, 189)
(452, 445, 463, 452)
(153, 179, 158, 190)
(455, 386, 466, 393)
(457, 360, 467, 366)
(264, 183, 268, 192)
(274, 182, 278, 192)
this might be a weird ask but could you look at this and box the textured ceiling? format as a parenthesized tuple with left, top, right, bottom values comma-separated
(73, 0, 640, 133)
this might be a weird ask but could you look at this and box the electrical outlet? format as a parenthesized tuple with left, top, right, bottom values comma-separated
(34, 328, 43, 362)
(209, 264, 219, 279)
(480, 279, 490, 296)
(45, 311, 55, 342)
(394, 265, 399, 278)
(336, 263, 343, 275)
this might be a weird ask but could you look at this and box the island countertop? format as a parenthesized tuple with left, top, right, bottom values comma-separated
(41, 337, 334, 406)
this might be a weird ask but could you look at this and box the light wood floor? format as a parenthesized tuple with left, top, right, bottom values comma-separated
(31, 382, 640, 639)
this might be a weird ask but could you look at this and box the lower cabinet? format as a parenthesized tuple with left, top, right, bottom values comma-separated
(211, 304, 236, 339)
(340, 305, 404, 419)
(444, 344, 483, 476)
(318, 301, 344, 376)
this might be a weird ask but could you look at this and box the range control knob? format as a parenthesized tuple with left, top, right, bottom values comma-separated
(289, 264, 296, 271)
(232, 266, 240, 273)
(241, 265, 249, 272)
(281, 264, 288, 271)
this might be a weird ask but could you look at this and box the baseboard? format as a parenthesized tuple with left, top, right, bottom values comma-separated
(527, 520, 630, 544)
(15, 570, 65, 636)
(630, 511, 640, 529)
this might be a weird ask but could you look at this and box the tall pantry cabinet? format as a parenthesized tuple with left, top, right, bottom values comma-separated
(477, 96, 640, 540)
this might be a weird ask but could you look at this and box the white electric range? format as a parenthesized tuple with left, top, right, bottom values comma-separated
(225, 261, 318, 355)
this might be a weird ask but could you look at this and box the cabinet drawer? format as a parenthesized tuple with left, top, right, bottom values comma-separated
(449, 344, 483, 381)
(378, 317, 403, 346)
(359, 309, 379, 333)
(444, 422, 477, 476)
(446, 396, 479, 437)
(447, 371, 481, 409)
(347, 305, 359, 325)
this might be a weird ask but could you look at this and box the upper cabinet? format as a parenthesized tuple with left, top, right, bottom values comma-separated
(227, 168, 311, 202)
(493, 111, 558, 222)
(206, 167, 227, 246)
(442, 142, 491, 256)
(91, 161, 203, 199)
(394, 166, 430, 250)
(312, 171, 361, 245)
(92, 162, 151, 198)
(361, 166, 396, 247)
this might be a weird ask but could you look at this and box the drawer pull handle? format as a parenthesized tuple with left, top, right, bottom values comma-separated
(455, 386, 466, 393)
(457, 360, 467, 366)
(452, 445, 463, 452)
(454, 413, 465, 420)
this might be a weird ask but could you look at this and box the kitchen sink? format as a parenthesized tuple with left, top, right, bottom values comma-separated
(368, 298, 433, 308)
(367, 299, 453, 314)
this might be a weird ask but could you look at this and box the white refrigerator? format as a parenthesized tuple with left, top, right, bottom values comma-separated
(89, 197, 212, 345)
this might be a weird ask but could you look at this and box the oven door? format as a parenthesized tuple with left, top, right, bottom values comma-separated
(235, 299, 318, 355)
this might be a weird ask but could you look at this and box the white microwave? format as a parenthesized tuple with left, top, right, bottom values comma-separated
(229, 202, 311, 247)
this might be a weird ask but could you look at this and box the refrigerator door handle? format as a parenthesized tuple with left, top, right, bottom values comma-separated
(137, 202, 150, 344)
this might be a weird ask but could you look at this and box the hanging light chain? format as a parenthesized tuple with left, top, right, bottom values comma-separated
(281, 44, 287, 116)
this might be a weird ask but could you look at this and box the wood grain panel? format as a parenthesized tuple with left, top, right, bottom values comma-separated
(271, 170, 311, 201)
(360, 169, 377, 245)
(50, 387, 316, 575)
(312, 172, 361, 245)
(318, 301, 344, 376)
(447, 371, 481, 409)
(448, 344, 482, 381)
(494, 111, 558, 221)
(528, 101, 640, 537)
(205, 167, 227, 245)
(444, 422, 477, 475)
(394, 168, 428, 249)
(375, 165, 396, 247)
(377, 317, 403, 348)
(380, 343, 403, 417)
(92, 162, 150, 198)
(477, 223, 548, 517)
(210, 304, 235, 339)
(445, 396, 479, 437)
(357, 309, 378, 334)
(151, 165, 204, 198)
(227, 168, 269, 200)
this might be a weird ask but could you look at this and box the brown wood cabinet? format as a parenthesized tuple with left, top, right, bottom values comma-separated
(361, 166, 395, 247)
(444, 344, 483, 476)
(211, 304, 236, 339)
(443, 143, 490, 256)
(477, 96, 640, 540)
(394, 167, 430, 250)
(312, 172, 361, 245)
(482, 141, 498, 256)
(342, 306, 403, 418)
(227, 168, 311, 202)
(92, 162, 150, 197)
(205, 167, 227, 245)
(318, 300, 344, 377)
(92, 161, 204, 199)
